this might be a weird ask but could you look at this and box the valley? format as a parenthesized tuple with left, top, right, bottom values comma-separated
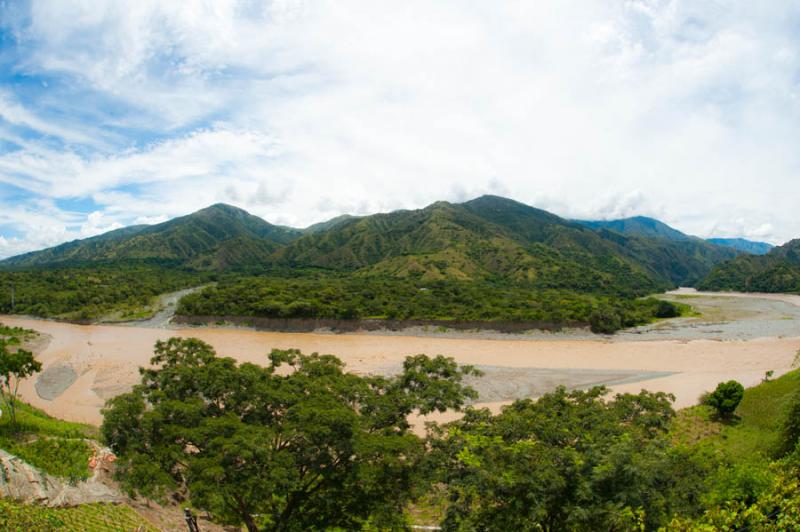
(5, 290, 798, 431)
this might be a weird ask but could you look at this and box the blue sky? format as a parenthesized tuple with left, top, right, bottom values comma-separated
(1, 1, 800, 258)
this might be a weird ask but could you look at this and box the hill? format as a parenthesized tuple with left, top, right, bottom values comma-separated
(699, 239, 800, 292)
(1, 197, 735, 290)
(1, 204, 301, 269)
(275, 196, 735, 290)
(707, 237, 773, 255)
(0, 196, 745, 330)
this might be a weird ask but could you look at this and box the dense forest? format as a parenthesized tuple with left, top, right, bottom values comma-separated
(177, 274, 684, 333)
(90, 338, 800, 531)
(699, 239, 800, 293)
(0, 261, 205, 320)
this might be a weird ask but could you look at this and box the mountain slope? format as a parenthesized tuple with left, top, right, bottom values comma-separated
(578, 216, 693, 241)
(1, 197, 736, 293)
(575, 214, 738, 285)
(1, 204, 301, 269)
(699, 239, 800, 293)
(273, 195, 732, 292)
(706, 238, 773, 255)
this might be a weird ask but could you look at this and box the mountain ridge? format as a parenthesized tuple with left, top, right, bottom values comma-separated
(1, 196, 739, 292)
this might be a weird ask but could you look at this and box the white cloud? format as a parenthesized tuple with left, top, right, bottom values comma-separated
(1, 0, 800, 258)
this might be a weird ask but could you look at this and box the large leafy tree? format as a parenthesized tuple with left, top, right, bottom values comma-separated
(101, 338, 479, 531)
(0, 340, 42, 427)
(430, 386, 713, 530)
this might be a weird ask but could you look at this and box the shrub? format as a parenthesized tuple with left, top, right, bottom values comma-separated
(779, 391, 800, 457)
(589, 306, 622, 334)
(655, 300, 681, 318)
(705, 380, 745, 419)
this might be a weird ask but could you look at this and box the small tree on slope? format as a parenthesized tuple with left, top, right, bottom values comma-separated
(0, 340, 42, 428)
(706, 380, 745, 419)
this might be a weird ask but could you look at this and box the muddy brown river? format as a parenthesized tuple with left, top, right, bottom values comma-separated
(2, 290, 799, 428)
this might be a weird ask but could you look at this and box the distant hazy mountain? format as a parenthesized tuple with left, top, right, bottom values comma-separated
(578, 216, 694, 242)
(1, 196, 738, 291)
(699, 239, 800, 293)
(706, 238, 773, 256)
(301, 214, 359, 235)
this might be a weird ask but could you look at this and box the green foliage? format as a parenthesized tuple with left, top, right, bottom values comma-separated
(0, 500, 157, 531)
(705, 380, 745, 419)
(178, 275, 685, 333)
(1, 397, 95, 482)
(429, 386, 714, 530)
(0, 261, 204, 320)
(0, 498, 64, 530)
(1, 196, 721, 331)
(0, 341, 42, 427)
(101, 338, 479, 531)
(0, 438, 92, 483)
(780, 390, 800, 456)
(699, 239, 800, 293)
(666, 453, 800, 530)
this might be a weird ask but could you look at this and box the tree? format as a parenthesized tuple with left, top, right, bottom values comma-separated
(705, 380, 745, 419)
(0, 340, 42, 427)
(429, 386, 712, 530)
(589, 305, 622, 334)
(101, 338, 479, 531)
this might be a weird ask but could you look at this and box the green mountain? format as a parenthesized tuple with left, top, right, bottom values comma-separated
(274, 195, 734, 291)
(1, 204, 301, 269)
(698, 239, 800, 293)
(706, 238, 773, 255)
(1, 196, 737, 292)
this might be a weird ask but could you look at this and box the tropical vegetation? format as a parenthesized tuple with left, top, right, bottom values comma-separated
(0, 196, 722, 333)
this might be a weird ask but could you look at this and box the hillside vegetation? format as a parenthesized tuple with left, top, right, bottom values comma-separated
(699, 239, 800, 293)
(93, 337, 800, 530)
(0, 195, 740, 332)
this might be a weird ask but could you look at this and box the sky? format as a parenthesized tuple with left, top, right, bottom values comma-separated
(0, 1, 799, 258)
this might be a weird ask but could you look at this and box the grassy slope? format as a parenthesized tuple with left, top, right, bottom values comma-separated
(0, 395, 97, 482)
(672, 365, 800, 464)
(0, 500, 159, 532)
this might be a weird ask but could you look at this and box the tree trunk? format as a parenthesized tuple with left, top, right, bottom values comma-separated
(242, 512, 259, 532)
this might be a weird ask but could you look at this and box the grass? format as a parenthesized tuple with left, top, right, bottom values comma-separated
(672, 368, 800, 465)
(1, 400, 97, 482)
(0, 499, 158, 531)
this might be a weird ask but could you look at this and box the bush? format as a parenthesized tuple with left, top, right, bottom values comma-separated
(779, 391, 800, 456)
(589, 306, 622, 334)
(705, 380, 745, 419)
(655, 300, 681, 318)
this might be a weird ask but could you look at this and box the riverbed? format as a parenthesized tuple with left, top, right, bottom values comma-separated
(2, 290, 798, 428)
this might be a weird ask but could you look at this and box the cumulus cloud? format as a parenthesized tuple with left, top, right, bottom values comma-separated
(1, 0, 799, 257)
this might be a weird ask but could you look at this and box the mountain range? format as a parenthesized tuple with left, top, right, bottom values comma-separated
(1, 195, 761, 295)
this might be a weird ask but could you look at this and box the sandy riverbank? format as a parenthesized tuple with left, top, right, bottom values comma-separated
(2, 309, 798, 428)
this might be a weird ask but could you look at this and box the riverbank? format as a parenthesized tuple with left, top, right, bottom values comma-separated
(2, 309, 797, 428)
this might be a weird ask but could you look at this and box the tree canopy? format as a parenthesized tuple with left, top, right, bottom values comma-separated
(101, 338, 479, 531)
(428, 386, 713, 530)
